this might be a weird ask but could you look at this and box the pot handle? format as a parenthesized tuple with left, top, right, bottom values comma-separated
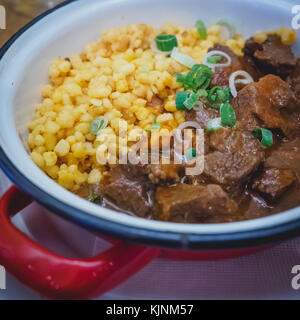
(0, 186, 159, 299)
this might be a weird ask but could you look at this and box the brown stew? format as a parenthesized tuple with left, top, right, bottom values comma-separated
(78, 34, 300, 223)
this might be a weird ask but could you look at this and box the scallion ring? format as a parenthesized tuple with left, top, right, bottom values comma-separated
(185, 148, 197, 161)
(217, 19, 236, 40)
(171, 47, 197, 69)
(206, 117, 222, 131)
(155, 34, 178, 52)
(252, 128, 273, 148)
(90, 116, 108, 135)
(195, 20, 207, 40)
(229, 70, 254, 98)
(176, 91, 191, 110)
(220, 103, 236, 127)
(203, 50, 232, 70)
(207, 55, 222, 64)
(145, 116, 162, 133)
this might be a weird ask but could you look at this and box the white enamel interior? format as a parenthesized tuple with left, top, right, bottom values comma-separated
(0, 0, 299, 236)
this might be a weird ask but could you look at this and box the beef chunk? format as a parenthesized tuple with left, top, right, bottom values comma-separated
(156, 184, 237, 222)
(232, 74, 295, 136)
(208, 44, 261, 88)
(149, 163, 184, 184)
(185, 106, 219, 128)
(265, 138, 300, 175)
(101, 166, 154, 218)
(243, 35, 296, 78)
(204, 129, 264, 187)
(286, 58, 300, 106)
(252, 168, 296, 199)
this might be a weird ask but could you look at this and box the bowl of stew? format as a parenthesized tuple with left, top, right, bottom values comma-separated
(0, 0, 299, 299)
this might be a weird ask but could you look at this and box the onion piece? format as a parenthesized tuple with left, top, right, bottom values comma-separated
(217, 19, 236, 40)
(203, 50, 231, 70)
(171, 47, 197, 69)
(229, 70, 254, 97)
(193, 100, 204, 111)
(151, 42, 172, 56)
(174, 121, 202, 144)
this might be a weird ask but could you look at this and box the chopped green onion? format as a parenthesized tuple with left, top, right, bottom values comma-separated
(206, 117, 222, 131)
(177, 64, 213, 92)
(184, 92, 199, 110)
(155, 34, 178, 52)
(139, 66, 149, 73)
(197, 89, 208, 98)
(90, 116, 108, 135)
(146, 116, 162, 133)
(252, 128, 273, 148)
(176, 74, 186, 83)
(185, 148, 197, 161)
(208, 86, 221, 102)
(176, 91, 191, 110)
(171, 47, 197, 69)
(195, 20, 207, 40)
(207, 55, 222, 64)
(208, 87, 231, 108)
(220, 103, 236, 127)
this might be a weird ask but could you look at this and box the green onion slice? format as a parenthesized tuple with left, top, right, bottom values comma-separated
(176, 91, 191, 110)
(139, 66, 149, 73)
(207, 56, 222, 64)
(146, 116, 162, 133)
(185, 148, 197, 161)
(206, 117, 222, 131)
(208, 86, 231, 108)
(252, 128, 273, 148)
(177, 64, 213, 92)
(90, 116, 108, 135)
(171, 47, 197, 69)
(195, 20, 207, 40)
(176, 74, 186, 83)
(184, 92, 199, 110)
(155, 34, 178, 52)
(220, 103, 236, 127)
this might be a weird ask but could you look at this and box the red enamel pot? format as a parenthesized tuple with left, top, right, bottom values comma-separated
(0, 0, 299, 299)
(0, 186, 269, 299)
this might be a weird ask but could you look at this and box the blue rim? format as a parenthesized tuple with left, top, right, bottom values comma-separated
(1, 0, 300, 250)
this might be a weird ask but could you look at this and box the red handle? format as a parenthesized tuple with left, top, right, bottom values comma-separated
(0, 186, 159, 299)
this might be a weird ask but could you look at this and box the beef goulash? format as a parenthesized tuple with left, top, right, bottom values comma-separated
(28, 22, 300, 223)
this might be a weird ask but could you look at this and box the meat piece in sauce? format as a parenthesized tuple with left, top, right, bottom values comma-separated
(286, 58, 300, 106)
(101, 165, 155, 218)
(208, 44, 262, 88)
(204, 129, 264, 188)
(252, 168, 296, 200)
(243, 35, 296, 79)
(185, 107, 219, 129)
(149, 163, 185, 184)
(156, 184, 237, 222)
(265, 138, 300, 175)
(232, 74, 296, 136)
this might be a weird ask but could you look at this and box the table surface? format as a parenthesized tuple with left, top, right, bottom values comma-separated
(0, 1, 64, 46)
